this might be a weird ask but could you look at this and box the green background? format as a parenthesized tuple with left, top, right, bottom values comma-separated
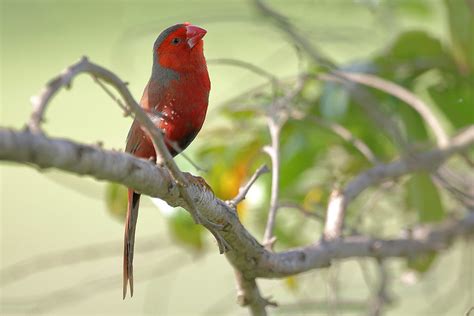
(1, 0, 471, 315)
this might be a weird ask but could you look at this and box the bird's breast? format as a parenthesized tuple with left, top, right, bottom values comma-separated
(143, 70, 210, 154)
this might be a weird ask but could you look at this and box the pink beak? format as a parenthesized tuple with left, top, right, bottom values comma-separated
(186, 25, 207, 49)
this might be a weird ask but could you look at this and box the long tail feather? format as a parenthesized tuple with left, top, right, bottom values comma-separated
(123, 189, 141, 299)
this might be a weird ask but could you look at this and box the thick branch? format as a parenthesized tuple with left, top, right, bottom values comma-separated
(1, 127, 473, 280)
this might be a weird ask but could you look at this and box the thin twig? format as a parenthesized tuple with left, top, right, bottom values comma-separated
(253, 0, 409, 150)
(291, 110, 378, 164)
(368, 260, 391, 316)
(262, 75, 307, 249)
(263, 118, 282, 249)
(253, 0, 336, 71)
(319, 73, 408, 148)
(323, 126, 474, 238)
(208, 58, 280, 93)
(228, 164, 270, 208)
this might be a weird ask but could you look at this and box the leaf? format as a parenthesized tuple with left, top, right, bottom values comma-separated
(407, 251, 437, 274)
(104, 182, 128, 221)
(320, 82, 349, 120)
(404, 173, 445, 273)
(283, 276, 299, 292)
(428, 73, 474, 129)
(406, 173, 445, 223)
(375, 31, 449, 80)
(168, 208, 205, 252)
(444, 0, 474, 73)
(395, 97, 429, 143)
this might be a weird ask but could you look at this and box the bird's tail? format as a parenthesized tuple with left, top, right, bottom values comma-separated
(123, 189, 141, 299)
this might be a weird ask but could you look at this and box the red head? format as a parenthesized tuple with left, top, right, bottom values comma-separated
(153, 23, 207, 73)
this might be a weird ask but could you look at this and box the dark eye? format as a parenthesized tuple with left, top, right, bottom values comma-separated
(171, 37, 181, 45)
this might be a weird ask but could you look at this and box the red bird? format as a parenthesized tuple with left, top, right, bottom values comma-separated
(123, 23, 210, 298)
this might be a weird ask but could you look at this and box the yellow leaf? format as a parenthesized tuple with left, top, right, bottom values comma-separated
(303, 186, 323, 209)
(284, 276, 299, 292)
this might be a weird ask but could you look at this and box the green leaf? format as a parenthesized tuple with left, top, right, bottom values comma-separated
(407, 251, 437, 273)
(320, 82, 349, 120)
(395, 97, 429, 142)
(445, 0, 474, 72)
(406, 173, 445, 223)
(168, 209, 205, 251)
(428, 73, 474, 128)
(404, 173, 445, 273)
(104, 182, 128, 221)
(375, 31, 449, 80)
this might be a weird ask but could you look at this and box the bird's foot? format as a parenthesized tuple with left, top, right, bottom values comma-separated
(183, 172, 214, 193)
(182, 173, 230, 253)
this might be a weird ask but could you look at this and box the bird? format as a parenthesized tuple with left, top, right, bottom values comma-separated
(123, 22, 210, 299)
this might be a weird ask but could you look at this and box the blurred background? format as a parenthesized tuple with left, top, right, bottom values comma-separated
(1, 0, 473, 315)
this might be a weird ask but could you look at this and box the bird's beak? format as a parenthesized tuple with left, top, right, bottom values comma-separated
(186, 25, 207, 49)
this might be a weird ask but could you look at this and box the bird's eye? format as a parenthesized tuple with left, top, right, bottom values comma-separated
(171, 37, 181, 45)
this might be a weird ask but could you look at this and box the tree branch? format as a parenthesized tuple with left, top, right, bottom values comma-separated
(262, 75, 306, 249)
(228, 164, 270, 208)
(324, 125, 474, 237)
(1, 127, 473, 280)
(335, 71, 449, 148)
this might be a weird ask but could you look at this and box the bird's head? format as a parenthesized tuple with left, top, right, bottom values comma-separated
(153, 22, 207, 73)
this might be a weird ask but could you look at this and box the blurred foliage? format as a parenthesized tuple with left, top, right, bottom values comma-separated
(168, 208, 206, 252)
(192, 0, 473, 274)
(105, 182, 128, 221)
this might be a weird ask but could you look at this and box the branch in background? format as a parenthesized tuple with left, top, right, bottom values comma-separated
(253, 0, 335, 71)
(254, 0, 412, 152)
(324, 126, 474, 237)
(228, 164, 270, 208)
(345, 126, 474, 203)
(368, 260, 391, 316)
(323, 189, 346, 240)
(27, 57, 228, 253)
(335, 71, 449, 148)
(262, 118, 282, 249)
(263, 75, 307, 249)
(208, 58, 280, 93)
(319, 73, 409, 148)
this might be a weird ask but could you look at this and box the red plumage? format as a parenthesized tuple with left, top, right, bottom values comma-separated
(123, 23, 210, 298)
